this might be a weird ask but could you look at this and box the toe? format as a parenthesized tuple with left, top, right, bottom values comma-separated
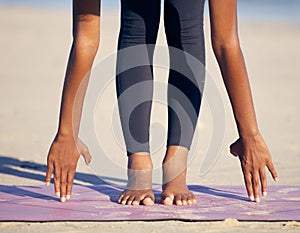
(121, 196, 129, 205)
(161, 195, 174, 205)
(188, 193, 197, 205)
(143, 196, 154, 206)
(192, 198, 197, 204)
(132, 200, 139, 206)
(118, 194, 124, 204)
(174, 195, 183, 206)
(132, 195, 142, 206)
(126, 195, 135, 205)
(191, 194, 197, 204)
(181, 195, 188, 206)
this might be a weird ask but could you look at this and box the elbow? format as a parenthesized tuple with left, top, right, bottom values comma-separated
(73, 35, 100, 57)
(211, 35, 241, 60)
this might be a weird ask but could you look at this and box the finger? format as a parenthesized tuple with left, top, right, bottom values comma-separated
(66, 170, 75, 200)
(77, 138, 92, 165)
(243, 171, 254, 201)
(82, 147, 92, 165)
(45, 159, 53, 186)
(260, 168, 268, 197)
(267, 160, 278, 181)
(60, 169, 68, 203)
(252, 172, 260, 203)
(53, 165, 61, 197)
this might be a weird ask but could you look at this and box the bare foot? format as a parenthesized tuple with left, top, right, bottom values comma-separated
(161, 146, 196, 206)
(118, 153, 154, 206)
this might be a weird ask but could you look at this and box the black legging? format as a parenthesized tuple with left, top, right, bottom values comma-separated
(116, 0, 206, 155)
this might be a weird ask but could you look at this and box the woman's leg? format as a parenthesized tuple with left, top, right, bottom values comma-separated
(116, 0, 161, 156)
(162, 0, 206, 205)
(116, 0, 160, 205)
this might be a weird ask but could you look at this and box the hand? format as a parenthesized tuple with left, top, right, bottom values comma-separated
(46, 135, 91, 202)
(230, 134, 278, 203)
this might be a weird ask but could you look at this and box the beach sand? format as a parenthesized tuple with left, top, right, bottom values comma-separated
(0, 6, 299, 233)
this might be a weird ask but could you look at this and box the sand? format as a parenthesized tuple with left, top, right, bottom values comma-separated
(0, 6, 299, 233)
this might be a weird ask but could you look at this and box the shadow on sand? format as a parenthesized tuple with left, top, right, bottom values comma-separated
(0, 155, 249, 203)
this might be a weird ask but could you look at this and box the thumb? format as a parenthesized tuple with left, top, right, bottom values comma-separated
(81, 146, 92, 165)
(77, 138, 92, 165)
(230, 138, 243, 158)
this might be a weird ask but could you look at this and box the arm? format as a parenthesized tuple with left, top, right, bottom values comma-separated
(45, 0, 100, 202)
(208, 0, 278, 202)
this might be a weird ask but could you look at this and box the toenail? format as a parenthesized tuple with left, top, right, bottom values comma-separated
(132, 201, 139, 205)
(262, 191, 267, 197)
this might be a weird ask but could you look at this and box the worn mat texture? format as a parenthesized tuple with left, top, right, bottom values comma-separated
(0, 185, 299, 221)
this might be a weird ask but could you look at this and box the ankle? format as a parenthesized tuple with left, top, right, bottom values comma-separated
(161, 146, 189, 184)
(128, 152, 153, 170)
(163, 146, 188, 164)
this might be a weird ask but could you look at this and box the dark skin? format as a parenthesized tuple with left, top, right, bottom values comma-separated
(209, 0, 278, 203)
(46, 0, 278, 204)
(45, 0, 100, 202)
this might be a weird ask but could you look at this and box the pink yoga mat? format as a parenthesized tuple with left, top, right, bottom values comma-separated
(0, 185, 299, 221)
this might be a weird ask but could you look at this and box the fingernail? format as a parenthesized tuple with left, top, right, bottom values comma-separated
(249, 195, 255, 201)
(55, 192, 60, 197)
(66, 195, 71, 200)
(255, 197, 260, 203)
(61, 197, 66, 203)
(275, 177, 279, 182)
(46, 182, 50, 186)
(263, 191, 267, 197)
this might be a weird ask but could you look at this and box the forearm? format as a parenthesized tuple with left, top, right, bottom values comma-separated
(57, 42, 98, 139)
(214, 44, 259, 138)
(46, 0, 101, 202)
(208, 0, 278, 202)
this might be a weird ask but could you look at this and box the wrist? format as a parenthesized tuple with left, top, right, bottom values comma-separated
(239, 129, 259, 139)
(237, 122, 259, 140)
(56, 129, 77, 141)
(239, 130, 264, 147)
